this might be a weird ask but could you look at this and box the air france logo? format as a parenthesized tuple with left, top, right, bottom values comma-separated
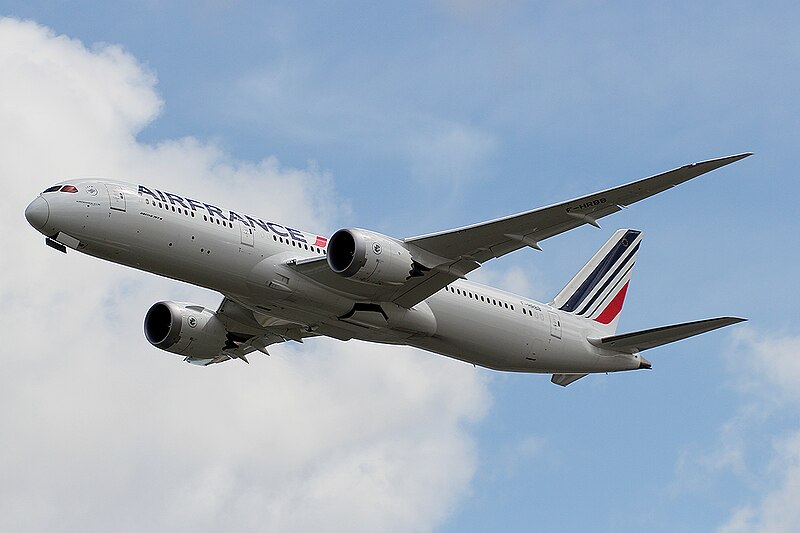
(137, 185, 308, 244)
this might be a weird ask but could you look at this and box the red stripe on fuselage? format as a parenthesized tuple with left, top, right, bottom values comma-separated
(594, 281, 629, 325)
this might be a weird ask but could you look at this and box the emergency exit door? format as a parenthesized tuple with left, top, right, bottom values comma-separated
(549, 312, 562, 339)
(240, 221, 254, 246)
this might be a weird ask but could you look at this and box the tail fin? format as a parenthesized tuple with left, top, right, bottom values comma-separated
(550, 229, 642, 334)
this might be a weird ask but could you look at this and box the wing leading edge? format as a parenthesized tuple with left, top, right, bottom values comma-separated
(288, 153, 751, 308)
(392, 153, 751, 306)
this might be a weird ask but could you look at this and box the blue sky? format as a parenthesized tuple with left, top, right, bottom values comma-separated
(2, 2, 799, 532)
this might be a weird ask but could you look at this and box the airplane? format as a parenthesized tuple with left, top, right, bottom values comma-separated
(24, 153, 750, 386)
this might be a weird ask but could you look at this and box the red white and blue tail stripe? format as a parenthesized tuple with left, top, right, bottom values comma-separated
(550, 229, 642, 334)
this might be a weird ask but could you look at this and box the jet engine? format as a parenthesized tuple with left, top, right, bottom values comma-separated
(144, 301, 229, 359)
(327, 228, 421, 285)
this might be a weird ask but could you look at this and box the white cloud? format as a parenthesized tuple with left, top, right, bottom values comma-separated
(405, 122, 497, 187)
(231, 55, 498, 188)
(0, 17, 488, 532)
(727, 329, 800, 406)
(719, 432, 800, 533)
(705, 330, 800, 533)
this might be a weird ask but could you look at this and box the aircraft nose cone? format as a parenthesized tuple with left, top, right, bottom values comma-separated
(25, 196, 49, 231)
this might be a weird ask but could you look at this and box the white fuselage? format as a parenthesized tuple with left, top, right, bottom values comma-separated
(26, 179, 642, 374)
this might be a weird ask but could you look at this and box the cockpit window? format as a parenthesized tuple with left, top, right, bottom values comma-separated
(43, 184, 79, 193)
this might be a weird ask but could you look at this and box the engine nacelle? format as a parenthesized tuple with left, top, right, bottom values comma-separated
(327, 228, 416, 285)
(143, 301, 229, 358)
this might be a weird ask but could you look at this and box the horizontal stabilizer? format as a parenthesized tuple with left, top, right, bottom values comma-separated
(551, 373, 589, 387)
(587, 317, 746, 353)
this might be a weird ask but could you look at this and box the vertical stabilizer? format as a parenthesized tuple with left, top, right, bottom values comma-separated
(550, 229, 642, 334)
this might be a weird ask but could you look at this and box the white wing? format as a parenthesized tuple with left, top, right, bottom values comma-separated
(290, 153, 751, 308)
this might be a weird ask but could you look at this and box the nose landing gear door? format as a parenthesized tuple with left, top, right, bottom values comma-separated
(105, 184, 127, 212)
